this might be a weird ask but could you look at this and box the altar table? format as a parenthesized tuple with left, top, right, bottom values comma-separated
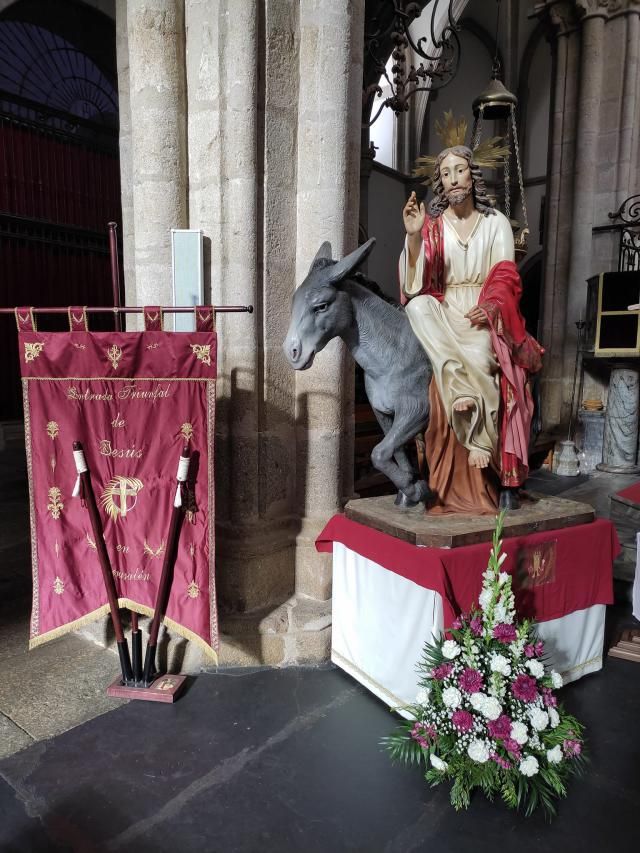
(317, 516, 619, 716)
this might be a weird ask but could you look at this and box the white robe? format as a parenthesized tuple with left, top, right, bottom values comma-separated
(399, 209, 515, 458)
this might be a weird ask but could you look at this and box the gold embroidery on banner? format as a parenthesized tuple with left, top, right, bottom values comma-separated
(100, 477, 144, 521)
(106, 344, 123, 370)
(187, 580, 200, 599)
(86, 532, 97, 550)
(24, 342, 45, 362)
(111, 413, 126, 428)
(46, 421, 59, 440)
(197, 311, 210, 324)
(190, 344, 212, 366)
(72, 342, 86, 350)
(47, 487, 64, 520)
(53, 576, 65, 595)
(180, 422, 194, 442)
(17, 312, 30, 326)
(146, 312, 159, 324)
(143, 540, 166, 559)
(146, 342, 160, 351)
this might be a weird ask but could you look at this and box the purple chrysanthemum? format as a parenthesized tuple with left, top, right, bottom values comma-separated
(431, 662, 455, 681)
(458, 667, 484, 693)
(503, 738, 522, 758)
(451, 709, 474, 732)
(487, 714, 512, 740)
(490, 752, 512, 770)
(541, 687, 558, 708)
(410, 722, 436, 749)
(470, 616, 483, 637)
(493, 623, 517, 644)
(563, 739, 582, 758)
(511, 674, 539, 702)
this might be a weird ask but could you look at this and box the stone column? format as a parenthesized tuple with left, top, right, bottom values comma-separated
(294, 0, 365, 602)
(536, 1, 581, 427)
(598, 367, 640, 473)
(563, 5, 606, 404)
(127, 0, 188, 320)
(115, 0, 136, 316)
(614, 4, 640, 202)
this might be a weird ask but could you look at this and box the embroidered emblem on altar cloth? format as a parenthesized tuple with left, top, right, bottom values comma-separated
(516, 540, 557, 588)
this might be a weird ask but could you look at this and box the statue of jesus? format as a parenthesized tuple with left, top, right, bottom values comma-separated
(399, 144, 543, 513)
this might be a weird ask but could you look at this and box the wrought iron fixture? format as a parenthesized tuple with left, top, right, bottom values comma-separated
(363, 0, 460, 127)
(470, 0, 529, 258)
(608, 194, 640, 272)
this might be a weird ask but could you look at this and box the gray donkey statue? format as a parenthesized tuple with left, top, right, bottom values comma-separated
(283, 238, 433, 507)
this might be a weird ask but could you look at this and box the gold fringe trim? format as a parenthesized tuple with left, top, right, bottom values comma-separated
(29, 598, 218, 664)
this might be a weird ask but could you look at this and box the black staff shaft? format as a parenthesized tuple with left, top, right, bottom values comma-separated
(73, 441, 133, 684)
(142, 446, 190, 685)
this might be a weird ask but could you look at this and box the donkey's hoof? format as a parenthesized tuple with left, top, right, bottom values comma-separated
(395, 480, 432, 509)
(394, 490, 420, 509)
(499, 487, 520, 511)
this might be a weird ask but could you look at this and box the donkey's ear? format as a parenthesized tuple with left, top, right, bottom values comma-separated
(308, 241, 334, 274)
(326, 238, 376, 285)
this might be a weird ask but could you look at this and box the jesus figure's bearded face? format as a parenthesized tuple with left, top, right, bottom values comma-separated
(439, 152, 473, 208)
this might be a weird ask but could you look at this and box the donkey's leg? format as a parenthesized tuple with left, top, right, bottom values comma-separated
(371, 408, 415, 477)
(370, 407, 430, 505)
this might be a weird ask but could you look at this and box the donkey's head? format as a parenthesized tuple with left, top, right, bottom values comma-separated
(283, 238, 376, 370)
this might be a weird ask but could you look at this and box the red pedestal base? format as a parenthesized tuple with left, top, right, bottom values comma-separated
(106, 673, 187, 702)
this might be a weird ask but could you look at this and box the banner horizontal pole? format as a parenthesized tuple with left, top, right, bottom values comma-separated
(0, 305, 253, 314)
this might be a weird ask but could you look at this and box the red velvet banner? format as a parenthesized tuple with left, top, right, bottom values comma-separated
(18, 317, 218, 660)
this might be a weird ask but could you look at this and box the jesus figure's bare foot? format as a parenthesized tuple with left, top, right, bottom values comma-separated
(468, 448, 491, 469)
(453, 398, 475, 412)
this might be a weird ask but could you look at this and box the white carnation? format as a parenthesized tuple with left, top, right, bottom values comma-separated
(548, 707, 560, 729)
(430, 754, 448, 771)
(470, 692, 487, 712)
(442, 686, 462, 709)
(490, 653, 511, 676)
(547, 745, 563, 765)
(416, 687, 431, 705)
(442, 640, 461, 659)
(510, 721, 529, 745)
(528, 708, 549, 731)
(519, 755, 539, 777)
(550, 670, 563, 689)
(467, 739, 490, 764)
(481, 696, 502, 721)
(526, 659, 545, 679)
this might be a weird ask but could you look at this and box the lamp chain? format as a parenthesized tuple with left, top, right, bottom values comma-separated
(511, 103, 529, 231)
(472, 106, 484, 148)
(504, 118, 511, 219)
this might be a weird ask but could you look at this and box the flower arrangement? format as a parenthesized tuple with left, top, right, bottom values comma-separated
(383, 511, 586, 817)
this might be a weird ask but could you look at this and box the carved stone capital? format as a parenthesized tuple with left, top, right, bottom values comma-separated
(533, 1, 581, 37)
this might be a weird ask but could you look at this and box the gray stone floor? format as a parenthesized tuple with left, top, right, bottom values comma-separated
(0, 446, 637, 764)
(0, 444, 639, 851)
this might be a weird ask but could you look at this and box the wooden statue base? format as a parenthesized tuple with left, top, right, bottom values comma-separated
(344, 492, 595, 548)
(608, 629, 640, 663)
(106, 673, 187, 702)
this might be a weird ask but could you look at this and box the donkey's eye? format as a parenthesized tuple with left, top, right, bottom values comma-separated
(314, 303, 328, 313)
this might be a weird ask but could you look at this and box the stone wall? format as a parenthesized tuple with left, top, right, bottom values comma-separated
(116, 0, 365, 666)
(535, 0, 640, 425)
